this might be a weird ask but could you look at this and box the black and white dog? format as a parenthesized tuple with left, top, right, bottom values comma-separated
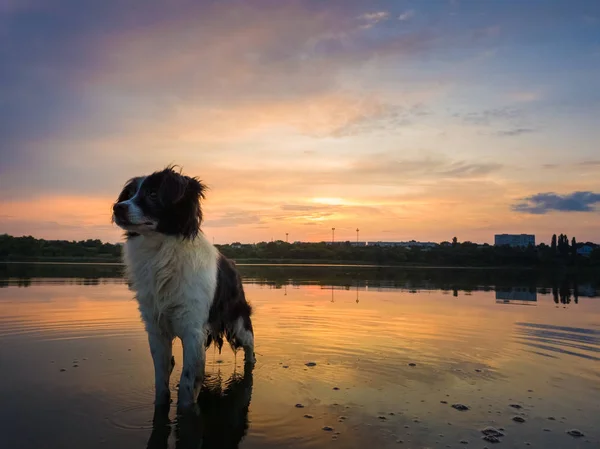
(112, 166, 255, 409)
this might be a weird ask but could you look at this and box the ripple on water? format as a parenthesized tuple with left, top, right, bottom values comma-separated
(108, 403, 155, 431)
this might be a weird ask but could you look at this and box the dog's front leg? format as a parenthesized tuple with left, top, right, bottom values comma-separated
(178, 330, 206, 410)
(148, 331, 174, 406)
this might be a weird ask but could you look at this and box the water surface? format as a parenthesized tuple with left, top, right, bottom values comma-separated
(0, 263, 598, 448)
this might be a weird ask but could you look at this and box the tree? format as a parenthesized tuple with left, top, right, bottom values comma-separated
(452, 237, 458, 248)
(551, 234, 557, 253)
(556, 233, 571, 258)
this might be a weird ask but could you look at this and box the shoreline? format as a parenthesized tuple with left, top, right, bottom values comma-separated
(0, 259, 557, 271)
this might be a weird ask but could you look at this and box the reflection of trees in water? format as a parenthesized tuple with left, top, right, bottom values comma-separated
(237, 266, 598, 298)
(328, 283, 361, 303)
(552, 276, 582, 305)
(0, 262, 125, 288)
(147, 365, 253, 449)
(495, 286, 537, 303)
(0, 263, 597, 298)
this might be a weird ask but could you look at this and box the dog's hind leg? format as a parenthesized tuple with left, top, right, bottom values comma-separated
(229, 317, 256, 365)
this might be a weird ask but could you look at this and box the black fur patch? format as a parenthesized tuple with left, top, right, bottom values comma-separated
(142, 167, 207, 240)
(116, 176, 143, 203)
(206, 254, 253, 352)
(112, 166, 207, 240)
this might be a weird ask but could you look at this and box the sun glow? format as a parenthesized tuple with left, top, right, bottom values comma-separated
(311, 197, 347, 206)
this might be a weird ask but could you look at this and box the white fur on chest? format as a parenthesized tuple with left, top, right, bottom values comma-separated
(123, 233, 218, 337)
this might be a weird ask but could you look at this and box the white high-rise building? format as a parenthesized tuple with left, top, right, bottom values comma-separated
(494, 234, 535, 248)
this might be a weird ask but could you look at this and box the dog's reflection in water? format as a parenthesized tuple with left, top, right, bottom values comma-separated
(147, 363, 253, 449)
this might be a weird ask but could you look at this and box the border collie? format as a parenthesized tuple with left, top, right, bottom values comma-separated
(112, 166, 255, 409)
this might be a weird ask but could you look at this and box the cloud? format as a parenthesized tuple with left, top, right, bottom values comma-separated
(512, 191, 600, 214)
(398, 10, 415, 21)
(348, 156, 503, 183)
(0, 0, 448, 181)
(0, 218, 117, 241)
(457, 107, 537, 137)
(458, 107, 521, 126)
(358, 11, 390, 28)
(327, 102, 429, 137)
(496, 128, 536, 136)
(578, 160, 600, 166)
(508, 90, 543, 103)
(203, 211, 263, 228)
(281, 205, 324, 212)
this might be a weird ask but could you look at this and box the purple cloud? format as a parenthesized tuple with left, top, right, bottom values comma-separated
(512, 191, 600, 214)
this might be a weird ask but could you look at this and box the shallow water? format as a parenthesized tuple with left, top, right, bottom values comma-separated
(0, 263, 598, 449)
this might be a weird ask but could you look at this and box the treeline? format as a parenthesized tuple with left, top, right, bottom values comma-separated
(1, 233, 599, 268)
(0, 234, 122, 262)
(217, 238, 600, 268)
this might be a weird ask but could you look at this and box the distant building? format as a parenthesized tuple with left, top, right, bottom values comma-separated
(322, 241, 367, 246)
(577, 245, 594, 257)
(367, 240, 437, 248)
(367, 241, 403, 247)
(494, 234, 535, 248)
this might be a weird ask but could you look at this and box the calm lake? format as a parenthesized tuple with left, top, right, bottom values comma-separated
(0, 263, 598, 449)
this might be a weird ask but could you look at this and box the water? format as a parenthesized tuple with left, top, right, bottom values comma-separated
(0, 263, 598, 449)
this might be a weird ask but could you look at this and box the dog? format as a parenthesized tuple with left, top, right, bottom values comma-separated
(111, 165, 255, 409)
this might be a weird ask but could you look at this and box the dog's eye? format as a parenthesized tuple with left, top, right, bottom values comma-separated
(148, 190, 158, 200)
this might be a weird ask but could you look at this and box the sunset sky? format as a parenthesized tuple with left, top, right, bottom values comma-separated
(1, 0, 599, 244)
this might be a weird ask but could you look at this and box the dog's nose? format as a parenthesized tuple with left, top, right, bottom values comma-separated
(113, 202, 128, 215)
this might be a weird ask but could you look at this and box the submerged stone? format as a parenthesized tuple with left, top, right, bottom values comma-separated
(452, 404, 470, 411)
(481, 427, 504, 438)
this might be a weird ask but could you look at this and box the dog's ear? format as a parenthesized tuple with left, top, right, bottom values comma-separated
(159, 171, 188, 205)
(174, 176, 207, 240)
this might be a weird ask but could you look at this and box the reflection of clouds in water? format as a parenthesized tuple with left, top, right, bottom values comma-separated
(147, 365, 253, 449)
(515, 323, 600, 361)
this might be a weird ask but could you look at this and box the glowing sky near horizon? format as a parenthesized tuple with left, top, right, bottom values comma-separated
(1, 0, 600, 244)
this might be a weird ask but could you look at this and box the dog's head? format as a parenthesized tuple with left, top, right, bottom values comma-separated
(112, 166, 206, 239)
